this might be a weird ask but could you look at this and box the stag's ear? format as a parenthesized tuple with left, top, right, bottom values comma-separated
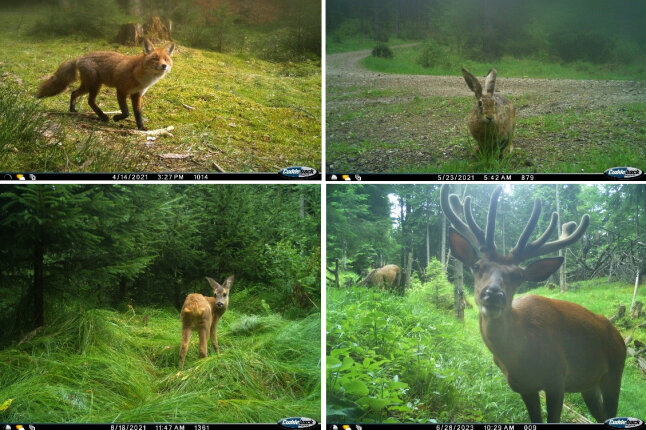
(222, 275, 234, 289)
(449, 228, 479, 267)
(523, 257, 564, 282)
(205, 276, 220, 291)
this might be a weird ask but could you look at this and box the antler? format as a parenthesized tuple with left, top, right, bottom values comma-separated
(441, 184, 590, 263)
(509, 204, 589, 263)
(440, 185, 502, 257)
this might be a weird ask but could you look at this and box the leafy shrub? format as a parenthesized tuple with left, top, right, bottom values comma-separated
(416, 42, 443, 68)
(372, 44, 393, 59)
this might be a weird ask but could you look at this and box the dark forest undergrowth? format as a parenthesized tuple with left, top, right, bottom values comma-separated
(0, 307, 320, 423)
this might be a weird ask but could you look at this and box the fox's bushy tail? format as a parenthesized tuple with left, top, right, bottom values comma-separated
(36, 59, 78, 98)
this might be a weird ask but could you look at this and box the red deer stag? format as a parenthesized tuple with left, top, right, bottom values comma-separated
(440, 185, 625, 423)
(178, 275, 234, 370)
(362, 264, 401, 289)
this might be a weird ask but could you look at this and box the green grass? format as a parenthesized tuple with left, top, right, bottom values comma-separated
(0, 307, 320, 423)
(360, 45, 646, 81)
(327, 271, 646, 423)
(326, 92, 646, 173)
(0, 5, 321, 173)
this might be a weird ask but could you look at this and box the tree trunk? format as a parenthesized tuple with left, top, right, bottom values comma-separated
(454, 260, 464, 320)
(406, 251, 413, 289)
(556, 184, 566, 291)
(33, 236, 45, 328)
(441, 212, 447, 270)
(426, 222, 430, 268)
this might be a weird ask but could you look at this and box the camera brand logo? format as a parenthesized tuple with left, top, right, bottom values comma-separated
(279, 166, 318, 178)
(604, 417, 644, 429)
(278, 416, 318, 429)
(604, 167, 643, 179)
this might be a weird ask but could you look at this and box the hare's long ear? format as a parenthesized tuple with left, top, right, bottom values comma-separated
(484, 68, 497, 96)
(461, 68, 482, 99)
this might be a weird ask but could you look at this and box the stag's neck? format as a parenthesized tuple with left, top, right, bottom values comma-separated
(479, 309, 519, 359)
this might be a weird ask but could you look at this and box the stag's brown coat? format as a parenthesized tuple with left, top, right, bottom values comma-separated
(441, 185, 626, 423)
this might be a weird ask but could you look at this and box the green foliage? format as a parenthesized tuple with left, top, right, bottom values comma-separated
(416, 42, 447, 69)
(0, 308, 320, 422)
(29, 0, 127, 39)
(372, 44, 393, 59)
(0, 84, 49, 153)
(549, 31, 615, 64)
(0, 185, 321, 344)
(328, 277, 646, 422)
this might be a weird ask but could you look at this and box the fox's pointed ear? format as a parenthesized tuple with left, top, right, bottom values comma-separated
(143, 38, 154, 54)
(166, 42, 176, 56)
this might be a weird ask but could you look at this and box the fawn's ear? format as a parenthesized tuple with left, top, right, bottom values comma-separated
(205, 276, 220, 292)
(461, 67, 482, 99)
(143, 38, 154, 54)
(223, 275, 234, 289)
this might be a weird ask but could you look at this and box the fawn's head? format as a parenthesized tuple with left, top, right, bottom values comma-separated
(206, 275, 234, 310)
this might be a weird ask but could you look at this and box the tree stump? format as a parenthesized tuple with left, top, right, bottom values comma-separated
(610, 304, 626, 322)
(117, 23, 144, 46)
(144, 16, 172, 43)
(631, 301, 643, 318)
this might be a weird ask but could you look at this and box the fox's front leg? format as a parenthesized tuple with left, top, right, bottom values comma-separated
(130, 93, 146, 130)
(113, 90, 130, 122)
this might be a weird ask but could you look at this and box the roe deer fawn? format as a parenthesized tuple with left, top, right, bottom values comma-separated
(440, 185, 625, 423)
(178, 275, 234, 370)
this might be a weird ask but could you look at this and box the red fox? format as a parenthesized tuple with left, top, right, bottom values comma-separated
(37, 38, 175, 130)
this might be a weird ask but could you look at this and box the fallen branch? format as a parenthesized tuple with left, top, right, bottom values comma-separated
(211, 162, 225, 172)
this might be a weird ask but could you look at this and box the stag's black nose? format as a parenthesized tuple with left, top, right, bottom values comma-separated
(482, 286, 505, 307)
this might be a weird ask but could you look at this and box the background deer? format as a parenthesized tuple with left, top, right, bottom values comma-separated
(178, 275, 234, 370)
(440, 185, 626, 423)
(361, 264, 401, 289)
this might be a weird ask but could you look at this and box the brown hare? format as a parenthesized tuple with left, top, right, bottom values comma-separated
(461, 68, 515, 155)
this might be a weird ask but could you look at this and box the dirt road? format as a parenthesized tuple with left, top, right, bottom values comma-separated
(326, 46, 646, 172)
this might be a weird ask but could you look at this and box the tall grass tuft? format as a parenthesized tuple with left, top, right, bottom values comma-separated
(0, 308, 320, 423)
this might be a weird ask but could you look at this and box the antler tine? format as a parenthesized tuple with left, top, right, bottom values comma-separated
(484, 186, 502, 253)
(509, 198, 542, 259)
(440, 185, 478, 246)
(515, 214, 589, 261)
(464, 196, 486, 246)
(525, 212, 559, 253)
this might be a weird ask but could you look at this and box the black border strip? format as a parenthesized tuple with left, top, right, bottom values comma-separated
(326, 173, 645, 182)
(0, 173, 321, 181)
